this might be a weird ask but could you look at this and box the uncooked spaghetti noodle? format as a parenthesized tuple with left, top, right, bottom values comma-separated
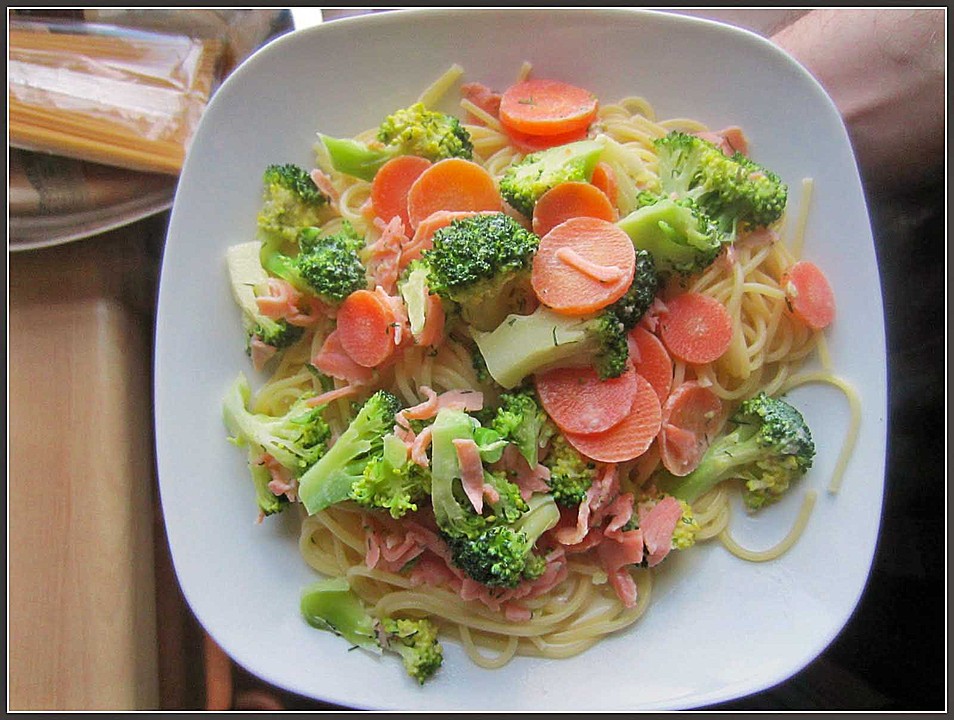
(8, 21, 221, 174)
(227, 63, 860, 675)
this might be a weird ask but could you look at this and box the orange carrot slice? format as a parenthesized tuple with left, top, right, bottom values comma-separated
(658, 292, 734, 365)
(781, 260, 836, 330)
(535, 363, 638, 435)
(658, 381, 724, 476)
(627, 326, 673, 403)
(371, 155, 432, 236)
(505, 124, 590, 154)
(405, 158, 502, 231)
(335, 289, 398, 368)
(499, 78, 598, 138)
(531, 181, 617, 237)
(589, 161, 618, 206)
(531, 216, 635, 315)
(563, 374, 662, 463)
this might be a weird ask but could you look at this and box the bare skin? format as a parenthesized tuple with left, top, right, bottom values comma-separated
(771, 9, 944, 192)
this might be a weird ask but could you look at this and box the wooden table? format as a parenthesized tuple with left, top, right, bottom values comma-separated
(8, 220, 167, 710)
(8, 214, 309, 711)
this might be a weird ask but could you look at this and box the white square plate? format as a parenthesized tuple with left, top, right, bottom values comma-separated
(155, 8, 886, 710)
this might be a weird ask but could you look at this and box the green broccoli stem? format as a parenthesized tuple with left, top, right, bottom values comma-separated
(300, 577, 443, 684)
(300, 577, 379, 651)
(260, 243, 307, 290)
(616, 197, 722, 277)
(223, 375, 294, 467)
(245, 444, 287, 516)
(514, 492, 560, 543)
(429, 408, 480, 535)
(661, 430, 763, 503)
(298, 431, 375, 515)
(320, 135, 392, 182)
(471, 306, 607, 389)
(296, 392, 399, 515)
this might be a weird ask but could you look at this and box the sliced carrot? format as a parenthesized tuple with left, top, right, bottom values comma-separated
(400, 209, 496, 270)
(405, 158, 502, 231)
(627, 326, 673, 404)
(534, 363, 638, 435)
(563, 374, 662, 463)
(531, 216, 635, 315)
(658, 292, 734, 365)
(589, 161, 618, 206)
(531, 181, 617, 237)
(371, 154, 432, 236)
(781, 260, 836, 330)
(499, 78, 598, 138)
(505, 124, 590, 154)
(335, 289, 397, 368)
(658, 381, 724, 476)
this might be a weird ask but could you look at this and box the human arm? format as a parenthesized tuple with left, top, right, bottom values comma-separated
(771, 9, 944, 191)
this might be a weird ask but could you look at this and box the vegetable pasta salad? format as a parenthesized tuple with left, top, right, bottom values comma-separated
(222, 64, 857, 684)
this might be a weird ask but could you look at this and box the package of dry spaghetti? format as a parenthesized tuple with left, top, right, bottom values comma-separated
(8, 11, 289, 176)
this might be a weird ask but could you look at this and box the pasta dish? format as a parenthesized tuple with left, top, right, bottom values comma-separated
(221, 63, 860, 683)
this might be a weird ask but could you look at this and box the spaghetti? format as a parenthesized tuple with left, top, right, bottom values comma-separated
(230, 64, 860, 673)
(8, 21, 222, 175)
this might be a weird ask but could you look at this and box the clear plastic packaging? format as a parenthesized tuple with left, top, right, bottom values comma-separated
(8, 18, 224, 175)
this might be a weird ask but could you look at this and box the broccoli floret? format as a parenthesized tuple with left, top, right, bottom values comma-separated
(300, 577, 443, 684)
(223, 373, 331, 474)
(294, 227, 368, 301)
(226, 241, 306, 355)
(541, 433, 597, 508)
(377, 103, 473, 161)
(482, 469, 529, 524)
(301, 219, 365, 254)
(617, 194, 724, 277)
(429, 408, 491, 540)
(297, 391, 402, 515)
(489, 389, 555, 468)
(445, 493, 560, 588)
(472, 304, 629, 389)
(250, 318, 304, 350)
(653, 131, 788, 234)
(658, 392, 815, 510)
(499, 139, 605, 217)
(257, 163, 330, 245)
(320, 102, 473, 181)
(423, 212, 540, 331)
(255, 165, 366, 306)
(429, 407, 561, 588)
(603, 248, 660, 329)
(376, 616, 444, 686)
(263, 224, 368, 304)
(350, 433, 431, 519)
